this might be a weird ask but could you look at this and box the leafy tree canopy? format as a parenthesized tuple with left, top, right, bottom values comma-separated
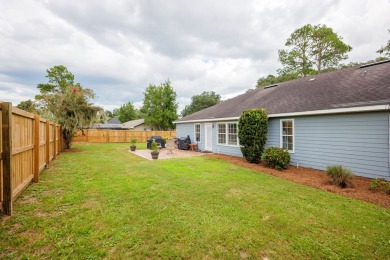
(16, 99, 40, 114)
(105, 110, 113, 119)
(377, 29, 390, 58)
(181, 91, 221, 117)
(36, 65, 103, 149)
(140, 80, 178, 130)
(117, 102, 138, 123)
(278, 24, 352, 76)
(256, 72, 300, 88)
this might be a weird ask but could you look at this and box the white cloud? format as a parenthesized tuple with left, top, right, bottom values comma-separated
(1, 0, 389, 113)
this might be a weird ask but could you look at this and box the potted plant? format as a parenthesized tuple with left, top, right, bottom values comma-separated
(130, 138, 137, 151)
(151, 140, 159, 159)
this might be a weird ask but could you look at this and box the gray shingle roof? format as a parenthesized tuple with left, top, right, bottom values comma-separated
(107, 117, 120, 124)
(122, 119, 145, 128)
(176, 60, 390, 122)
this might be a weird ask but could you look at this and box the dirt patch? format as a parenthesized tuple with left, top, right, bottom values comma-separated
(206, 154, 390, 208)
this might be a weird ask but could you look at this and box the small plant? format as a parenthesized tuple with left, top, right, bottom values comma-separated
(326, 165, 354, 188)
(130, 138, 137, 151)
(151, 140, 159, 152)
(150, 140, 159, 159)
(262, 147, 291, 170)
(370, 178, 390, 194)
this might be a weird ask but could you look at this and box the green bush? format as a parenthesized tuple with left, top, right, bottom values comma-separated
(130, 138, 137, 146)
(238, 109, 268, 163)
(370, 178, 390, 194)
(262, 147, 291, 170)
(326, 165, 354, 188)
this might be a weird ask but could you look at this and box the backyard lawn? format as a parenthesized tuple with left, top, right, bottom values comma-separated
(0, 143, 389, 259)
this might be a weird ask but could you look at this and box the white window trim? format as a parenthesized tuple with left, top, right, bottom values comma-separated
(280, 119, 295, 153)
(217, 122, 239, 147)
(194, 123, 201, 143)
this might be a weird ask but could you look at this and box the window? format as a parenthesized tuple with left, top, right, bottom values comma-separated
(218, 122, 238, 146)
(194, 124, 201, 142)
(281, 119, 294, 152)
(228, 123, 238, 145)
(218, 124, 226, 144)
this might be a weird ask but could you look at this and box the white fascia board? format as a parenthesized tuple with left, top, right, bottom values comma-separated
(174, 104, 389, 124)
(268, 104, 389, 118)
(174, 117, 239, 124)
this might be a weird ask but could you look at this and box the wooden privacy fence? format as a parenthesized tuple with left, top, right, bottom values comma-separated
(0, 102, 61, 215)
(73, 129, 177, 143)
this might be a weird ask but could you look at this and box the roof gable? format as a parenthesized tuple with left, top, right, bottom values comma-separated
(122, 119, 145, 128)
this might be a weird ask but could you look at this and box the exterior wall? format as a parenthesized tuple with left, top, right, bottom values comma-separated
(266, 112, 389, 180)
(213, 121, 243, 157)
(284, 112, 389, 180)
(176, 111, 390, 180)
(176, 123, 204, 150)
(133, 124, 147, 131)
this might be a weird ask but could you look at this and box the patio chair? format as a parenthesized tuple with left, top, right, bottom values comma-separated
(166, 139, 176, 154)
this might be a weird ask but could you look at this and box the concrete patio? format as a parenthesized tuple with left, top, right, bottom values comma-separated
(130, 148, 205, 160)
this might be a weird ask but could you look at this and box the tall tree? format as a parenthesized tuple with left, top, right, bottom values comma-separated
(181, 91, 221, 117)
(140, 80, 178, 130)
(377, 29, 390, 58)
(36, 65, 103, 149)
(310, 25, 352, 72)
(279, 24, 352, 76)
(116, 102, 137, 123)
(278, 24, 314, 76)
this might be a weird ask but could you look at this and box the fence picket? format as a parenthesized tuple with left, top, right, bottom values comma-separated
(0, 102, 61, 215)
(72, 129, 177, 143)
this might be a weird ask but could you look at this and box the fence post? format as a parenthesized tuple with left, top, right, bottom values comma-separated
(2, 102, 13, 215)
(45, 120, 50, 167)
(57, 126, 60, 153)
(53, 124, 57, 159)
(59, 125, 62, 151)
(34, 115, 40, 183)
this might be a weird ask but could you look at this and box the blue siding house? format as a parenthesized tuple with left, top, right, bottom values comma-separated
(175, 60, 390, 180)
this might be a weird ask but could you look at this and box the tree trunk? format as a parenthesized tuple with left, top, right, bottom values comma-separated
(62, 128, 73, 149)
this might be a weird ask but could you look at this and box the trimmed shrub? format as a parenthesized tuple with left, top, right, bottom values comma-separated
(262, 147, 291, 170)
(238, 109, 268, 163)
(370, 178, 390, 194)
(326, 165, 354, 188)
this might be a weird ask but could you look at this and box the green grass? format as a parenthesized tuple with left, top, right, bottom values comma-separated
(1, 143, 389, 259)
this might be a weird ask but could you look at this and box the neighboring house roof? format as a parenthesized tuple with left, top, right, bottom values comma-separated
(176, 60, 390, 123)
(122, 119, 145, 129)
(107, 117, 120, 124)
(94, 123, 124, 129)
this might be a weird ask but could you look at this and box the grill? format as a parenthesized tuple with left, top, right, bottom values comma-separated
(147, 136, 166, 149)
(177, 135, 191, 150)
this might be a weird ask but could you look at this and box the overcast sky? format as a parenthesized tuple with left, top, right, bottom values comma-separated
(1, 0, 390, 112)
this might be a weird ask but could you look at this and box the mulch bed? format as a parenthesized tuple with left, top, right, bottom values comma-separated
(206, 154, 390, 208)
